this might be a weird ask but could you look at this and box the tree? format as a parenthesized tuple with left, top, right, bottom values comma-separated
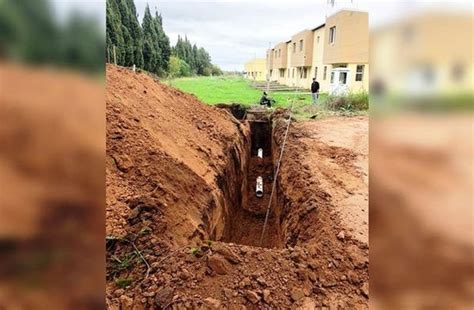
(106, 0, 125, 64)
(211, 65, 223, 76)
(141, 4, 159, 73)
(153, 11, 171, 74)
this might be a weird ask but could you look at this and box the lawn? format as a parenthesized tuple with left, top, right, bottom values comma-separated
(163, 75, 371, 120)
(165, 75, 327, 109)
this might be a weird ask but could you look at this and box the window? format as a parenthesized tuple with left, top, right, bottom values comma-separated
(280, 69, 285, 78)
(293, 43, 296, 53)
(339, 71, 348, 84)
(303, 67, 308, 79)
(314, 67, 318, 79)
(355, 65, 364, 81)
(330, 72, 335, 83)
(292, 68, 295, 78)
(287, 70, 290, 78)
(317, 36, 320, 43)
(329, 26, 336, 44)
(323, 66, 327, 80)
(299, 40, 303, 52)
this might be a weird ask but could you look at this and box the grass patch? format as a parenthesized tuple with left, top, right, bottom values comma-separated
(166, 75, 370, 119)
(115, 278, 133, 288)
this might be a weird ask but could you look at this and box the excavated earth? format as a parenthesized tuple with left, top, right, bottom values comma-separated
(106, 65, 369, 309)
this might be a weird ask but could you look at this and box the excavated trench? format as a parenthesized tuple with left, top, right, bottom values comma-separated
(207, 108, 286, 248)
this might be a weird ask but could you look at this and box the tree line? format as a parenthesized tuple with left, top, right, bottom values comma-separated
(106, 0, 222, 77)
(0, 0, 104, 73)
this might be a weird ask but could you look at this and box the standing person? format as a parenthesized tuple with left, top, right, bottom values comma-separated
(311, 78, 320, 105)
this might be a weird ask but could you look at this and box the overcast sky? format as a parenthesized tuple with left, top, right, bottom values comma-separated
(51, 0, 472, 71)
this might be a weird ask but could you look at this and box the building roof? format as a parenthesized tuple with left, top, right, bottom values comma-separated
(311, 23, 325, 31)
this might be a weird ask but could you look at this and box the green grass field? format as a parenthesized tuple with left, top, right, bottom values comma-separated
(165, 75, 326, 108)
(164, 75, 370, 119)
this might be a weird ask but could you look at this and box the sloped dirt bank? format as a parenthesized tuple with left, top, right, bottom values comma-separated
(106, 65, 368, 309)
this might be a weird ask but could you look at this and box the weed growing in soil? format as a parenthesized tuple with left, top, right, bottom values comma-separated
(110, 252, 138, 273)
(115, 278, 133, 288)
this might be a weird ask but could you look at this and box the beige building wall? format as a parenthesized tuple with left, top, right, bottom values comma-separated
(323, 10, 369, 64)
(311, 26, 331, 92)
(371, 13, 473, 95)
(244, 58, 267, 81)
(272, 42, 289, 85)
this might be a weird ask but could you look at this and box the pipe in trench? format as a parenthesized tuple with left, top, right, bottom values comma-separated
(256, 176, 263, 197)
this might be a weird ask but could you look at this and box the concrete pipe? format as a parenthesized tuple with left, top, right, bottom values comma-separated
(256, 176, 263, 197)
(257, 148, 263, 159)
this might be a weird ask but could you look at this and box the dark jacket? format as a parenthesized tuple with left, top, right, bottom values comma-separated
(311, 81, 320, 93)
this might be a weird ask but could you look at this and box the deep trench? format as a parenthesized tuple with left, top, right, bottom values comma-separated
(208, 108, 285, 248)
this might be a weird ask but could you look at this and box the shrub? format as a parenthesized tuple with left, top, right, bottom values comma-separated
(325, 91, 368, 111)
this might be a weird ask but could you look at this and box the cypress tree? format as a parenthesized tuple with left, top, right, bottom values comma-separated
(106, 0, 124, 64)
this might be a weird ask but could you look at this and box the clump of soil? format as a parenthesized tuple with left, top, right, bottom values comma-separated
(106, 64, 369, 309)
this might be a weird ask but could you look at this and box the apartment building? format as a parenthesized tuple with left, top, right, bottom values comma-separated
(266, 9, 369, 94)
(371, 12, 472, 96)
(244, 58, 266, 81)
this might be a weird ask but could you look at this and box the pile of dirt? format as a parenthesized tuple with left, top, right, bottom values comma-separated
(106, 65, 369, 309)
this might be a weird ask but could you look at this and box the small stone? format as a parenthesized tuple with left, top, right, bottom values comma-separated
(112, 154, 134, 172)
(245, 290, 261, 304)
(262, 289, 271, 303)
(337, 231, 345, 240)
(204, 297, 221, 309)
(214, 244, 241, 264)
(361, 282, 369, 298)
(155, 287, 174, 308)
(290, 287, 305, 301)
(256, 276, 267, 287)
(207, 254, 231, 275)
(114, 288, 125, 296)
(300, 297, 317, 309)
(239, 277, 251, 288)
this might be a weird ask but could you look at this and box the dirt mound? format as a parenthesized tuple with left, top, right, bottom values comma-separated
(106, 65, 368, 309)
(106, 64, 246, 245)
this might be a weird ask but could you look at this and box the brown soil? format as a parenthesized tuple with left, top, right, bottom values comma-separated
(370, 114, 474, 309)
(0, 63, 105, 308)
(106, 65, 369, 309)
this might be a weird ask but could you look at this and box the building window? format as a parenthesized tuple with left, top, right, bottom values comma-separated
(280, 69, 285, 78)
(323, 66, 327, 80)
(314, 67, 318, 79)
(299, 40, 303, 52)
(292, 68, 295, 78)
(293, 43, 296, 53)
(355, 65, 364, 81)
(329, 26, 336, 44)
(317, 36, 320, 43)
(303, 67, 308, 79)
(287, 70, 290, 78)
(330, 72, 335, 83)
